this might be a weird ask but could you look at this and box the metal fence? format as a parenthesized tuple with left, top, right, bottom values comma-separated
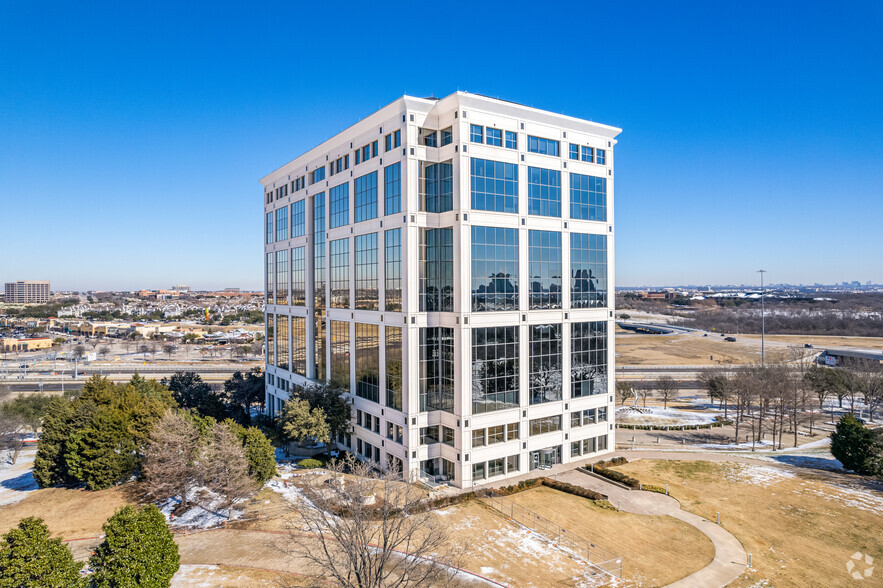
(480, 492, 623, 579)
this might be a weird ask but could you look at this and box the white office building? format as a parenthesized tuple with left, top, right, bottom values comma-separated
(261, 92, 619, 488)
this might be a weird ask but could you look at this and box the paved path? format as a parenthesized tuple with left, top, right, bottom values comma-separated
(558, 469, 747, 588)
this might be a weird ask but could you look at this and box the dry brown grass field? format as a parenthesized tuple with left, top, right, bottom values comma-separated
(611, 459, 883, 587)
(505, 486, 714, 587)
(738, 333, 883, 350)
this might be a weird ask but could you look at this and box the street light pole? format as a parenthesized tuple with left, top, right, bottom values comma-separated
(757, 269, 767, 367)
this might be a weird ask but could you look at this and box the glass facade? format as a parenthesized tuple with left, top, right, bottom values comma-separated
(329, 320, 350, 389)
(529, 415, 561, 436)
(418, 127, 437, 147)
(314, 192, 326, 380)
(596, 149, 606, 164)
(470, 124, 483, 143)
(354, 233, 378, 310)
(292, 316, 306, 376)
(275, 206, 288, 242)
(354, 171, 378, 223)
(527, 136, 559, 156)
(266, 212, 273, 244)
(384, 162, 401, 216)
(505, 131, 517, 149)
(569, 174, 607, 222)
(330, 238, 349, 308)
(420, 228, 453, 312)
(384, 229, 402, 312)
(529, 323, 562, 404)
(419, 161, 453, 213)
(571, 233, 608, 308)
(275, 250, 288, 305)
(292, 200, 305, 237)
(291, 247, 305, 306)
(355, 323, 379, 403)
(266, 314, 274, 365)
(527, 167, 561, 217)
(528, 230, 562, 310)
(571, 321, 608, 398)
(265, 252, 273, 304)
(471, 226, 518, 311)
(441, 126, 453, 146)
(329, 183, 349, 229)
(471, 326, 519, 414)
(581, 146, 594, 163)
(470, 158, 518, 213)
(419, 327, 454, 413)
(386, 326, 402, 410)
(276, 314, 289, 370)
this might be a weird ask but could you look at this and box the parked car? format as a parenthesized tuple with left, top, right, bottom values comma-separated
(724, 336, 736, 342)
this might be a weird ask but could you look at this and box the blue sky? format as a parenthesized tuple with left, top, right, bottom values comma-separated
(1, 1, 881, 290)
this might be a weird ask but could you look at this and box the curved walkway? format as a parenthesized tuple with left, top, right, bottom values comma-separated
(557, 470, 747, 588)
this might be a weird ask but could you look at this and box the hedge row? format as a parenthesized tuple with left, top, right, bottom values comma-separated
(540, 477, 606, 501)
(641, 484, 668, 495)
(617, 420, 733, 431)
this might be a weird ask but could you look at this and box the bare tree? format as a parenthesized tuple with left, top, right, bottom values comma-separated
(73, 344, 86, 360)
(615, 380, 635, 406)
(142, 410, 201, 509)
(654, 376, 678, 409)
(844, 358, 883, 422)
(138, 344, 150, 358)
(163, 344, 175, 360)
(98, 345, 111, 359)
(637, 381, 653, 408)
(0, 413, 28, 464)
(200, 423, 256, 511)
(281, 454, 463, 588)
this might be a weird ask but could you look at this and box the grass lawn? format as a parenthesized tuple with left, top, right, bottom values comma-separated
(612, 459, 883, 587)
(505, 487, 714, 587)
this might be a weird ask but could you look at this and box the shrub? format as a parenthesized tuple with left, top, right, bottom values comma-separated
(298, 458, 323, 469)
(0, 517, 83, 587)
(642, 484, 668, 495)
(540, 478, 605, 500)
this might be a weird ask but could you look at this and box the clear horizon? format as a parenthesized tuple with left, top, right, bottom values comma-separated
(2, 1, 881, 291)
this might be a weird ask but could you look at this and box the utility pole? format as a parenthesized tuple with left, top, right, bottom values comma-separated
(757, 269, 767, 367)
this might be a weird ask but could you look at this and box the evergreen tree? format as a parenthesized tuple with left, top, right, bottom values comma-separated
(831, 414, 882, 475)
(279, 399, 330, 447)
(90, 505, 179, 588)
(0, 517, 83, 588)
(33, 398, 76, 487)
(223, 368, 265, 424)
(223, 420, 277, 483)
(299, 385, 349, 444)
(161, 372, 228, 420)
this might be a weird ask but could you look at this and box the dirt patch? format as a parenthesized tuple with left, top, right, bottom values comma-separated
(612, 459, 883, 587)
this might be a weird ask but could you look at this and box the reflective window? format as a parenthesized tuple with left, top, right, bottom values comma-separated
(329, 183, 349, 229)
(310, 166, 325, 184)
(571, 233, 608, 308)
(265, 252, 273, 304)
(419, 327, 454, 413)
(420, 228, 453, 312)
(581, 146, 594, 163)
(384, 229, 402, 312)
(291, 247, 305, 306)
(384, 129, 401, 151)
(471, 326, 519, 414)
(419, 161, 453, 212)
(275, 206, 288, 242)
(529, 415, 561, 436)
(569, 144, 578, 160)
(354, 172, 378, 223)
(441, 126, 453, 146)
(354, 233, 378, 310)
(292, 317, 306, 376)
(569, 173, 607, 222)
(275, 250, 288, 305)
(527, 167, 561, 217)
(571, 321, 608, 398)
(329, 320, 350, 389)
(596, 149, 606, 164)
(528, 230, 562, 310)
(505, 131, 517, 149)
(314, 192, 326, 379)
(266, 212, 273, 244)
(471, 226, 518, 312)
(386, 326, 402, 410)
(355, 323, 379, 403)
(315, 315, 326, 382)
(486, 128, 502, 147)
(266, 314, 274, 365)
(330, 238, 350, 308)
(418, 127, 437, 147)
(470, 158, 518, 213)
(384, 162, 401, 216)
(291, 200, 305, 237)
(470, 124, 483, 143)
(276, 314, 289, 371)
(527, 136, 559, 156)
(529, 323, 562, 404)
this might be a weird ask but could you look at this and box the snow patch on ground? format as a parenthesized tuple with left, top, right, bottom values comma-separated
(0, 448, 39, 506)
(695, 439, 774, 450)
(796, 482, 883, 514)
(171, 564, 277, 587)
(616, 406, 721, 426)
(159, 487, 245, 529)
(725, 463, 796, 487)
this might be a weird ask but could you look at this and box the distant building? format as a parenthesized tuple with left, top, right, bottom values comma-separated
(170, 285, 191, 292)
(640, 291, 677, 300)
(4, 281, 51, 304)
(1, 337, 52, 352)
(224, 288, 241, 293)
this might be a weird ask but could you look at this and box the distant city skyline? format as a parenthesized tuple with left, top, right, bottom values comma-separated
(2, 1, 881, 290)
